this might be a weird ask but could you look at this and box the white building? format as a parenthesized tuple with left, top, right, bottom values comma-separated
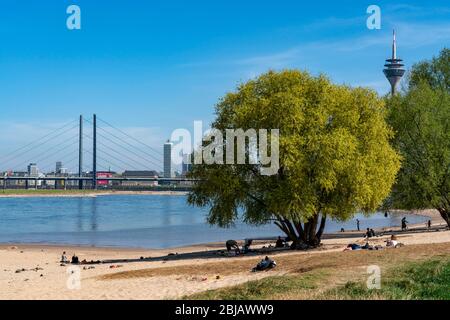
(27, 163, 39, 177)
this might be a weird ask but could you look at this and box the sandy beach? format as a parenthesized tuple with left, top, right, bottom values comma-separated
(1, 209, 449, 300)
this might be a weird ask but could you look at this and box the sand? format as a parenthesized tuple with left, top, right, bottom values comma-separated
(1, 212, 449, 300)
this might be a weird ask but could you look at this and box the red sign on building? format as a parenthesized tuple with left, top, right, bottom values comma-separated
(97, 172, 113, 186)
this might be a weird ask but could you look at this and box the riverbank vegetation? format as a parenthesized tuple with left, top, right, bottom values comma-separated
(187, 243, 450, 300)
(387, 48, 450, 228)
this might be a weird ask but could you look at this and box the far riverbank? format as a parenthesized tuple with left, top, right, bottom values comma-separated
(0, 190, 188, 198)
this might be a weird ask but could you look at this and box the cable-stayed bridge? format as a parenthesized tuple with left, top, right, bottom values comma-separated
(0, 115, 191, 189)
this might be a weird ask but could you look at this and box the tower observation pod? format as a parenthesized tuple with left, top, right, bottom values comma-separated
(383, 30, 405, 95)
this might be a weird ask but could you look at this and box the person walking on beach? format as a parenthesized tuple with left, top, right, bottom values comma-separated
(427, 220, 432, 230)
(401, 217, 408, 231)
(356, 219, 360, 231)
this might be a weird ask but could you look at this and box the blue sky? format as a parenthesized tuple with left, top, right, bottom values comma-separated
(0, 0, 449, 172)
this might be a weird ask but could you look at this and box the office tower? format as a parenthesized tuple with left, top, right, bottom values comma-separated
(27, 163, 38, 177)
(56, 161, 63, 174)
(163, 140, 173, 178)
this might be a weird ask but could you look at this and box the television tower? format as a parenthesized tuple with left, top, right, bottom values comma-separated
(383, 30, 405, 95)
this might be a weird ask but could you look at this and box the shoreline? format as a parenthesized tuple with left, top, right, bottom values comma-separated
(1, 230, 449, 299)
(1, 214, 449, 299)
(0, 190, 188, 198)
(0, 208, 445, 252)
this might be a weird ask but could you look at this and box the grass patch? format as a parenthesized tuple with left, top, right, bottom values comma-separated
(181, 245, 450, 300)
(187, 271, 326, 300)
(322, 258, 450, 300)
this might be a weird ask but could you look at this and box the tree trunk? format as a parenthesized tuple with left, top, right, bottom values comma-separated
(274, 214, 327, 249)
(437, 207, 450, 228)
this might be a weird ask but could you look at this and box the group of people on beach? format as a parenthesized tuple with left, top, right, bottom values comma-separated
(357, 216, 410, 233)
(343, 216, 417, 251)
(60, 251, 79, 264)
(225, 236, 287, 256)
(344, 234, 401, 251)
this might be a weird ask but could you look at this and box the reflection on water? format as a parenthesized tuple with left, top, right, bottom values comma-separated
(0, 195, 428, 249)
(91, 197, 97, 231)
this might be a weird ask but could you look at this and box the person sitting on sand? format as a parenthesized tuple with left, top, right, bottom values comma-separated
(243, 239, 253, 254)
(275, 236, 284, 248)
(386, 235, 398, 248)
(365, 228, 372, 238)
(60, 251, 68, 263)
(71, 254, 79, 264)
(370, 229, 376, 237)
(225, 240, 240, 255)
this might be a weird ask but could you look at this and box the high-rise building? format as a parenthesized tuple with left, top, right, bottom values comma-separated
(27, 163, 38, 177)
(56, 161, 63, 173)
(383, 30, 405, 95)
(182, 153, 192, 175)
(163, 140, 173, 178)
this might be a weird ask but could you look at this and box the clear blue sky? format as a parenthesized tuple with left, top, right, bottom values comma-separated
(0, 1, 449, 171)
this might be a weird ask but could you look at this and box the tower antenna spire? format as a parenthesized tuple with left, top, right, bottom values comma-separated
(383, 30, 405, 95)
(392, 29, 397, 60)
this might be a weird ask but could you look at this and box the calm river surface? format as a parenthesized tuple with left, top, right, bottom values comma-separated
(0, 195, 428, 248)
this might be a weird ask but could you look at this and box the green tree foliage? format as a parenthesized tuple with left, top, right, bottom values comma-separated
(188, 70, 401, 247)
(409, 48, 449, 91)
(388, 49, 450, 227)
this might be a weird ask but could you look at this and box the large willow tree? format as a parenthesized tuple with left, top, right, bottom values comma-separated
(188, 70, 401, 248)
(387, 49, 450, 228)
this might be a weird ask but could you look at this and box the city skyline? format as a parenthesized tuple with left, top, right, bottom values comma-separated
(1, 1, 449, 169)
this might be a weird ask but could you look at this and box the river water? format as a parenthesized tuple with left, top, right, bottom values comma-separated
(0, 195, 428, 248)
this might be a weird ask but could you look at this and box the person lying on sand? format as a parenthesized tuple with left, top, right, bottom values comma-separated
(344, 243, 362, 251)
(252, 256, 276, 272)
(344, 242, 384, 251)
(361, 242, 373, 250)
